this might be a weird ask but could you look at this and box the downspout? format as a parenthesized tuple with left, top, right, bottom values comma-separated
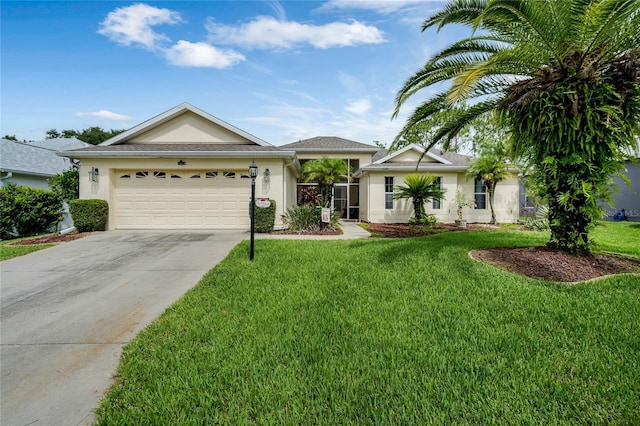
(0, 171, 13, 183)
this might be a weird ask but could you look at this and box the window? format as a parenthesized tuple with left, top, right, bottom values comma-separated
(190, 173, 201, 179)
(384, 177, 394, 209)
(205, 171, 218, 179)
(432, 177, 442, 209)
(223, 171, 236, 179)
(135, 171, 148, 179)
(170, 173, 182, 179)
(474, 178, 487, 209)
(119, 173, 131, 179)
(153, 171, 166, 179)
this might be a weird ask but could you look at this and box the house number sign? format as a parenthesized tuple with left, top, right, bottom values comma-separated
(256, 198, 271, 208)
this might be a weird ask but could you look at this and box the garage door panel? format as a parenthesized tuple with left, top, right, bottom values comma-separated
(115, 169, 251, 229)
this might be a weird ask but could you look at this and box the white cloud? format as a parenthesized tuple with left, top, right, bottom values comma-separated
(75, 110, 132, 121)
(319, 0, 440, 13)
(345, 98, 371, 114)
(97, 3, 183, 51)
(165, 41, 245, 68)
(206, 16, 385, 50)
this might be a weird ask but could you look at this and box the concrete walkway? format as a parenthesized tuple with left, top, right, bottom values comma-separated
(257, 220, 371, 240)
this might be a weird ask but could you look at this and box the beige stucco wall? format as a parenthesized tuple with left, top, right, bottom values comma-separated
(79, 157, 289, 230)
(363, 172, 519, 224)
(386, 150, 438, 163)
(130, 112, 254, 144)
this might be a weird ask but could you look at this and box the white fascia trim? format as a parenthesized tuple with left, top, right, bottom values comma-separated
(101, 103, 272, 147)
(354, 165, 468, 177)
(58, 150, 297, 159)
(0, 168, 55, 178)
(373, 143, 453, 165)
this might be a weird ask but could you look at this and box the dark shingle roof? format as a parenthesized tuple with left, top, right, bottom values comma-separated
(280, 136, 379, 152)
(64, 144, 288, 153)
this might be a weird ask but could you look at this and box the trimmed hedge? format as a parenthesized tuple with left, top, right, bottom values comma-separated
(0, 184, 62, 239)
(69, 199, 109, 232)
(249, 199, 276, 233)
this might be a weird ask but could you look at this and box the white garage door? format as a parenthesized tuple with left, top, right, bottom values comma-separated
(115, 170, 251, 229)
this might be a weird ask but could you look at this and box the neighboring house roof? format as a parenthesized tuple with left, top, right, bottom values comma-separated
(355, 143, 472, 176)
(1, 138, 87, 177)
(281, 136, 380, 153)
(28, 138, 91, 151)
(101, 103, 272, 147)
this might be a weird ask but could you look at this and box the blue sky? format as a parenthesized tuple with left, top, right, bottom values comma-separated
(2, 1, 467, 146)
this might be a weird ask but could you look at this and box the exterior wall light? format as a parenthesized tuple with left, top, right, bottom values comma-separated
(263, 168, 270, 183)
(89, 167, 99, 182)
(178, 160, 186, 166)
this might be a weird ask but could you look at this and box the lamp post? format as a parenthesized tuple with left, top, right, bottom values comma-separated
(249, 161, 258, 260)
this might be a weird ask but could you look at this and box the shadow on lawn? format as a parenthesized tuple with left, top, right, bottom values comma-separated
(372, 230, 547, 266)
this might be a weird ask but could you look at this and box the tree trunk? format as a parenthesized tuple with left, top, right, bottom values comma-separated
(487, 183, 496, 225)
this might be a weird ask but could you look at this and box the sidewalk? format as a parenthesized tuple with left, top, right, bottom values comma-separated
(256, 220, 370, 240)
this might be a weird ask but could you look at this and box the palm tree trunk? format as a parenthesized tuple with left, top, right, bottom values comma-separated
(487, 184, 496, 224)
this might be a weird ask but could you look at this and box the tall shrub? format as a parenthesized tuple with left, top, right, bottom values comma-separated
(0, 184, 62, 238)
(69, 199, 108, 232)
(250, 199, 276, 233)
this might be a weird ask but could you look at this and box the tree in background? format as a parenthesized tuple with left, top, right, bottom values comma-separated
(393, 174, 446, 223)
(393, 0, 640, 255)
(45, 127, 126, 145)
(301, 157, 350, 207)
(466, 142, 512, 224)
(3, 135, 18, 141)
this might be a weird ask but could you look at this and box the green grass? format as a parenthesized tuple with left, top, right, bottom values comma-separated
(591, 220, 640, 256)
(96, 228, 640, 425)
(0, 238, 55, 261)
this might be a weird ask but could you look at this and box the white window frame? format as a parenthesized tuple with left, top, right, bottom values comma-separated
(384, 177, 394, 209)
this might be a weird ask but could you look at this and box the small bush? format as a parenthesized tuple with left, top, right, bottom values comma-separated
(49, 168, 79, 201)
(519, 205, 550, 231)
(250, 199, 276, 233)
(0, 184, 62, 239)
(69, 199, 108, 232)
(282, 205, 338, 232)
(409, 214, 437, 225)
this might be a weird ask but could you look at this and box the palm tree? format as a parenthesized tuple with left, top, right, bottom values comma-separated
(393, 0, 640, 255)
(394, 174, 446, 221)
(466, 142, 512, 224)
(301, 157, 350, 207)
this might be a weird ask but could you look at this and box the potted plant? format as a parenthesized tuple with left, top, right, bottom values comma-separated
(454, 190, 473, 227)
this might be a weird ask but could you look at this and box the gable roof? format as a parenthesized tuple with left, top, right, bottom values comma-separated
(355, 144, 471, 176)
(281, 136, 379, 153)
(28, 137, 91, 151)
(1, 139, 84, 177)
(101, 103, 271, 147)
(373, 144, 453, 165)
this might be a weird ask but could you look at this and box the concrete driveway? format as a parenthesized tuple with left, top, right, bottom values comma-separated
(1, 230, 244, 426)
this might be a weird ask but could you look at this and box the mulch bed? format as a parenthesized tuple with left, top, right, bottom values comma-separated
(364, 222, 640, 283)
(364, 222, 501, 238)
(7, 233, 92, 245)
(470, 247, 640, 283)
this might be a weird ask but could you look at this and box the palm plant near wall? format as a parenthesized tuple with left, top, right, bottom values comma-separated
(393, 0, 640, 255)
(467, 142, 512, 224)
(301, 157, 350, 208)
(394, 174, 446, 223)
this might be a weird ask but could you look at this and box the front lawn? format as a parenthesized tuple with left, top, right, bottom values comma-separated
(0, 238, 55, 261)
(96, 230, 640, 424)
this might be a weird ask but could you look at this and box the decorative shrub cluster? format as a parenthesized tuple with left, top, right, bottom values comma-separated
(69, 199, 108, 232)
(250, 199, 276, 233)
(0, 184, 62, 239)
(282, 205, 338, 232)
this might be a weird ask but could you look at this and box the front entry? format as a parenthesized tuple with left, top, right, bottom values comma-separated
(333, 184, 359, 220)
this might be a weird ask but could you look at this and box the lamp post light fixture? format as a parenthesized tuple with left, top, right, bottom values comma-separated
(249, 161, 258, 260)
